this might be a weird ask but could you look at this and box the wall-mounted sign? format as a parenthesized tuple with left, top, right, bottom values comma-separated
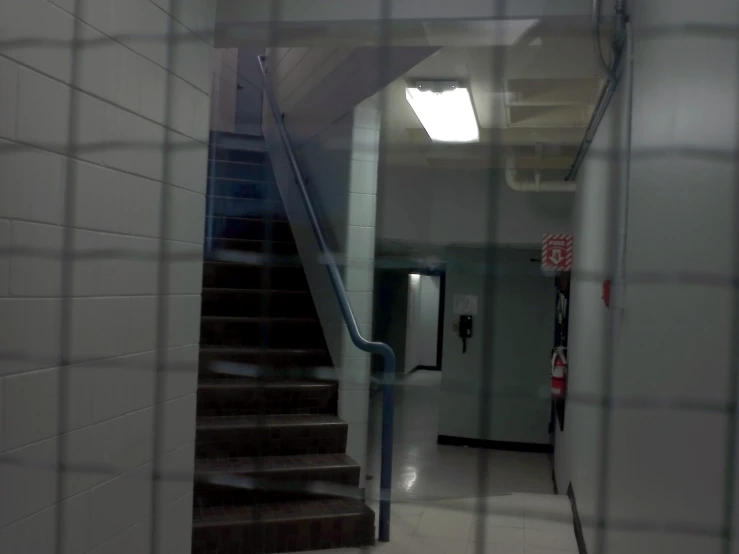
(453, 294, 478, 315)
(542, 234, 573, 272)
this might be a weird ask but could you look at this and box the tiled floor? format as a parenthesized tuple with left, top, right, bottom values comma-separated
(299, 371, 577, 553)
(366, 371, 554, 502)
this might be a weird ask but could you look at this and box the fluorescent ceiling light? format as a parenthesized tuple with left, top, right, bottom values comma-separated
(406, 83, 479, 143)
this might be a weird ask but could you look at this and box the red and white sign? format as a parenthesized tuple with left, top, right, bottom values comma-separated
(542, 234, 573, 272)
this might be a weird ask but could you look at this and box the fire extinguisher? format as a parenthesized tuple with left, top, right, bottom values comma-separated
(551, 346, 567, 399)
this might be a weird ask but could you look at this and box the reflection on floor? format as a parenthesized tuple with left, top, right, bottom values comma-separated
(302, 371, 577, 553)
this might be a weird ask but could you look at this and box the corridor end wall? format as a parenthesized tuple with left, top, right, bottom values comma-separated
(438, 247, 554, 446)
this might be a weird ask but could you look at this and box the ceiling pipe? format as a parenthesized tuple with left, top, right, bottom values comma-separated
(565, 0, 628, 181)
(505, 169, 576, 192)
(505, 145, 576, 191)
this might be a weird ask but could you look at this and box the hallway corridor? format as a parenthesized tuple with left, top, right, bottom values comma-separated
(301, 371, 578, 553)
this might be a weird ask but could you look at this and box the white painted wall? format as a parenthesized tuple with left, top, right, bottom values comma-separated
(377, 166, 574, 247)
(418, 275, 441, 367)
(404, 274, 422, 373)
(553, 68, 625, 549)
(235, 47, 264, 136)
(0, 0, 215, 551)
(556, 2, 739, 553)
(211, 48, 238, 132)
(405, 274, 440, 372)
(438, 248, 553, 445)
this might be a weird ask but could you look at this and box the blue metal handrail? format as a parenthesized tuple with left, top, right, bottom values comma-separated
(257, 54, 396, 543)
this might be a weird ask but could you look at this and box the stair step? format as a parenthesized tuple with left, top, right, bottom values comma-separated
(193, 454, 361, 506)
(200, 316, 326, 349)
(210, 148, 266, 164)
(207, 250, 300, 267)
(196, 378, 337, 417)
(195, 453, 360, 481)
(200, 347, 332, 370)
(207, 238, 297, 256)
(208, 196, 286, 219)
(202, 262, 308, 291)
(195, 414, 348, 458)
(191, 498, 375, 553)
(210, 161, 275, 182)
(208, 178, 276, 201)
(201, 288, 315, 318)
(207, 215, 293, 242)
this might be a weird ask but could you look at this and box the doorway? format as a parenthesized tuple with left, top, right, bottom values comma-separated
(404, 269, 446, 373)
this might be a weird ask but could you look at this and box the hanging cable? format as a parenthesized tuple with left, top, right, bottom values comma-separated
(592, 0, 627, 82)
(565, 0, 629, 180)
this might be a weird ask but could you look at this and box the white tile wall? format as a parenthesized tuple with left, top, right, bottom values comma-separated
(87, 518, 150, 554)
(344, 260, 374, 293)
(0, 220, 9, 296)
(0, 0, 214, 550)
(0, 58, 18, 141)
(339, 389, 370, 424)
(349, 159, 379, 194)
(346, 420, 369, 478)
(89, 463, 153, 548)
(336, 355, 371, 391)
(0, 143, 66, 225)
(1, 364, 94, 451)
(92, 352, 156, 423)
(348, 193, 377, 228)
(155, 491, 194, 554)
(0, 492, 91, 554)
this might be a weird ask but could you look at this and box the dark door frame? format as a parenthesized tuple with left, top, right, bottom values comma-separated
(407, 266, 446, 371)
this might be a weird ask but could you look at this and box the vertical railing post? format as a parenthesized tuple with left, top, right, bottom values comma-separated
(378, 353, 395, 542)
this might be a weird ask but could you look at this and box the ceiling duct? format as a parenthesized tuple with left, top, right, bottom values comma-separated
(504, 146, 576, 192)
(505, 169, 576, 192)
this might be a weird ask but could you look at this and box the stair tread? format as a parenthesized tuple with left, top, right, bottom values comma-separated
(195, 453, 358, 474)
(201, 347, 329, 355)
(202, 288, 309, 294)
(193, 498, 372, 527)
(199, 378, 334, 390)
(204, 257, 300, 269)
(207, 214, 287, 223)
(197, 414, 345, 430)
(201, 316, 319, 323)
(203, 238, 295, 246)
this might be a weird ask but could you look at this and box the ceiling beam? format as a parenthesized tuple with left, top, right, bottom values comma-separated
(215, 0, 608, 47)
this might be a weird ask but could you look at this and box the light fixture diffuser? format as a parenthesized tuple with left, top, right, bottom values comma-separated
(406, 82, 479, 143)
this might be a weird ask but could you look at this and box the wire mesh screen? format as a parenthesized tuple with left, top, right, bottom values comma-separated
(0, 0, 738, 553)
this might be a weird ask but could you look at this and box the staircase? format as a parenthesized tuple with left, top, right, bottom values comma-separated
(191, 134, 375, 553)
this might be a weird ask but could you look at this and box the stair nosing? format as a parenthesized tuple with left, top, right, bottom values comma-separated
(205, 215, 287, 223)
(194, 453, 359, 474)
(203, 259, 300, 269)
(201, 316, 319, 323)
(208, 194, 282, 202)
(197, 379, 334, 390)
(192, 498, 371, 528)
(196, 414, 346, 430)
(202, 287, 309, 294)
(204, 237, 296, 246)
(200, 347, 328, 354)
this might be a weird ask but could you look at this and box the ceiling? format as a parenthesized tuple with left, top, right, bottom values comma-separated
(378, 22, 609, 186)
